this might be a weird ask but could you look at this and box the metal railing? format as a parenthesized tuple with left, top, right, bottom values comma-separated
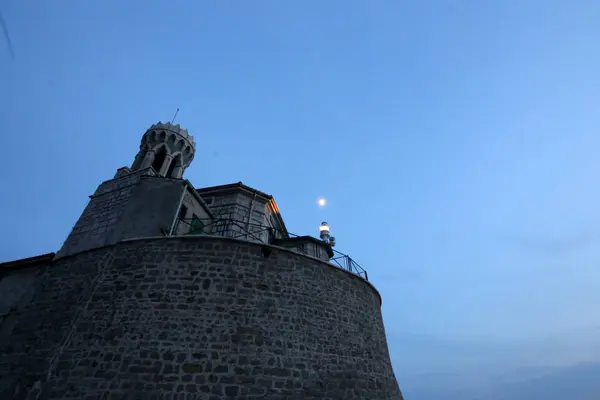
(174, 217, 368, 281)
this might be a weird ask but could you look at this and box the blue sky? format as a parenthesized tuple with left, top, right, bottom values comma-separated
(3, 1, 600, 398)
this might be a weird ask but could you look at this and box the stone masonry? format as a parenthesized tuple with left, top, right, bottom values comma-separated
(0, 236, 402, 400)
(197, 183, 287, 244)
(0, 121, 403, 399)
(55, 168, 159, 258)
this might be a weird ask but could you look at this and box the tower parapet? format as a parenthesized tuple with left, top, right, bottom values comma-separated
(131, 121, 196, 178)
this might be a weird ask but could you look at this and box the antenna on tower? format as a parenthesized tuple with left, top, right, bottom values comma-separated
(171, 108, 180, 124)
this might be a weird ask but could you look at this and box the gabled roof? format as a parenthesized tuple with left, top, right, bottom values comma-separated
(196, 181, 273, 200)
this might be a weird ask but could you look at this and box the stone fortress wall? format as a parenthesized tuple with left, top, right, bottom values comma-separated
(0, 235, 402, 400)
(1, 121, 402, 399)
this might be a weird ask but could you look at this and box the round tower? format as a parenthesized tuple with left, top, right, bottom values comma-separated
(4, 236, 402, 399)
(130, 122, 196, 178)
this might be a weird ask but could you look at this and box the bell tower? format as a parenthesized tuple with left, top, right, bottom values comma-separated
(130, 122, 196, 178)
(56, 121, 199, 259)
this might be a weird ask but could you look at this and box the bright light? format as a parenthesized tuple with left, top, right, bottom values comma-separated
(317, 198, 326, 207)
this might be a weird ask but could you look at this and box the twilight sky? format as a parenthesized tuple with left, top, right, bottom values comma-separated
(2, 1, 600, 398)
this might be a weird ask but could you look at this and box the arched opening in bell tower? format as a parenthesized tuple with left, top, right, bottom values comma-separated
(131, 148, 147, 170)
(166, 154, 182, 178)
(152, 146, 168, 173)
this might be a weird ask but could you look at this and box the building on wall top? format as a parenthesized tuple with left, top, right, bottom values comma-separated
(195, 182, 288, 241)
(0, 120, 400, 399)
(51, 121, 359, 275)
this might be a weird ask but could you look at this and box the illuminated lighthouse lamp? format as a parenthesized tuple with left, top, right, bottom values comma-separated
(319, 222, 336, 247)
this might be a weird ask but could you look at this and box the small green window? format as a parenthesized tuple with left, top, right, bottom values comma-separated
(189, 215, 204, 235)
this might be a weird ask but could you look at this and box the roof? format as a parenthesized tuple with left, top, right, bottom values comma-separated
(196, 181, 273, 200)
(196, 181, 288, 235)
(0, 252, 55, 270)
(182, 179, 215, 219)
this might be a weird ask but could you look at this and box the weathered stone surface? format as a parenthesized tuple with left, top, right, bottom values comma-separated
(0, 236, 402, 399)
(55, 168, 157, 258)
(197, 183, 288, 244)
(55, 171, 214, 260)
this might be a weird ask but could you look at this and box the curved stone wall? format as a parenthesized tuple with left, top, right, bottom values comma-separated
(0, 236, 402, 399)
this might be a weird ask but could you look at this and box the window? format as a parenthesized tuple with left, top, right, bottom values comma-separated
(152, 146, 167, 173)
(166, 159, 176, 177)
(189, 215, 204, 235)
(178, 204, 188, 220)
(267, 227, 275, 243)
(167, 154, 182, 178)
(174, 204, 188, 234)
(269, 216, 281, 239)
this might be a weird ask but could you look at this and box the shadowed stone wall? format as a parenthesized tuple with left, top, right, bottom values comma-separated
(0, 236, 402, 400)
(56, 168, 158, 259)
(56, 171, 212, 260)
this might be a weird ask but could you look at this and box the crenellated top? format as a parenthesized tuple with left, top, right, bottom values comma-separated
(130, 121, 197, 178)
(143, 121, 196, 150)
